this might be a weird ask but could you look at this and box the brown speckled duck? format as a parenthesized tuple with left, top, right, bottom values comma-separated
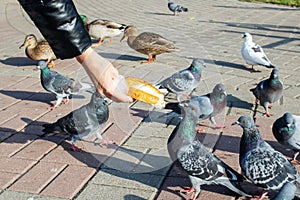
(80, 15, 126, 46)
(19, 34, 56, 67)
(120, 25, 178, 64)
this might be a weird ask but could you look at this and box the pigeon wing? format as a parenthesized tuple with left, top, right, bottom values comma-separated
(161, 70, 195, 93)
(50, 73, 75, 94)
(243, 148, 297, 190)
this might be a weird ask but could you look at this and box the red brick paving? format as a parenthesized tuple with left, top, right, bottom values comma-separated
(1, 0, 300, 199)
(9, 162, 67, 193)
(40, 165, 96, 199)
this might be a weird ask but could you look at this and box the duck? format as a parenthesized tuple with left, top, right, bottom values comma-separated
(19, 34, 56, 67)
(80, 15, 126, 46)
(120, 25, 178, 64)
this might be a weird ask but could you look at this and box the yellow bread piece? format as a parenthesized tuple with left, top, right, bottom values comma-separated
(126, 77, 165, 108)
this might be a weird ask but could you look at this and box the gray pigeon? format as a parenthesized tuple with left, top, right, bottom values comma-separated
(42, 92, 111, 151)
(232, 116, 300, 199)
(272, 112, 300, 162)
(158, 58, 205, 102)
(37, 61, 90, 110)
(168, 0, 188, 16)
(272, 182, 297, 200)
(191, 83, 227, 131)
(167, 101, 250, 200)
(250, 68, 283, 117)
(241, 33, 275, 71)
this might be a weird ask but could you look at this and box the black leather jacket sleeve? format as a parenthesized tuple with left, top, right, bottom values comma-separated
(18, 0, 91, 59)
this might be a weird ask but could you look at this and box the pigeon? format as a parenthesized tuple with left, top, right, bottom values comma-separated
(167, 101, 250, 200)
(165, 83, 227, 132)
(232, 116, 300, 199)
(191, 83, 227, 131)
(272, 112, 300, 162)
(241, 33, 275, 71)
(37, 61, 90, 110)
(168, 0, 188, 16)
(272, 182, 297, 200)
(250, 68, 283, 117)
(157, 58, 205, 102)
(42, 92, 111, 151)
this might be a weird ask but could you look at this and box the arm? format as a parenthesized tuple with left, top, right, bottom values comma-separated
(18, 0, 133, 103)
(77, 48, 132, 102)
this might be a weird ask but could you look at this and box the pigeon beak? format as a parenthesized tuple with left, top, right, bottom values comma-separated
(242, 34, 246, 38)
(231, 121, 239, 126)
(287, 123, 291, 131)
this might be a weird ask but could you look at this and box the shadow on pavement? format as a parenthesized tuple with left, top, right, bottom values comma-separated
(0, 57, 37, 67)
(99, 52, 146, 62)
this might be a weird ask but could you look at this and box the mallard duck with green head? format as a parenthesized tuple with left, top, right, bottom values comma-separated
(120, 25, 178, 64)
(19, 34, 56, 67)
(80, 15, 126, 46)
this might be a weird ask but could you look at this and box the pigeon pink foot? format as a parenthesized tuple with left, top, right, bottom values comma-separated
(70, 144, 82, 152)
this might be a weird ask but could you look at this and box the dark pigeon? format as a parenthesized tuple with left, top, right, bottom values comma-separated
(168, 0, 188, 16)
(167, 101, 250, 200)
(273, 112, 300, 162)
(42, 92, 111, 151)
(232, 116, 300, 199)
(250, 68, 283, 117)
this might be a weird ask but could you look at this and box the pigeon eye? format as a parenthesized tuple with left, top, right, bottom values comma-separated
(242, 120, 247, 124)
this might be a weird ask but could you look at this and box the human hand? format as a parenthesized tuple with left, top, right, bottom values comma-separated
(78, 47, 133, 103)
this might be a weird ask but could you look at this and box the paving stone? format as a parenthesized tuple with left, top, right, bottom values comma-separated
(155, 172, 191, 200)
(124, 136, 168, 149)
(92, 168, 164, 192)
(110, 104, 146, 133)
(41, 144, 107, 168)
(1, 0, 300, 199)
(132, 147, 171, 175)
(0, 93, 19, 110)
(0, 157, 36, 174)
(0, 133, 38, 157)
(0, 172, 20, 190)
(77, 184, 156, 200)
(13, 138, 59, 160)
(0, 191, 66, 200)
(41, 165, 96, 199)
(0, 76, 26, 90)
(131, 125, 166, 138)
(103, 146, 148, 172)
(0, 131, 15, 142)
(9, 162, 67, 194)
(19, 123, 47, 136)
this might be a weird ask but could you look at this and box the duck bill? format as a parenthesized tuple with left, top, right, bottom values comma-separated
(120, 35, 127, 42)
(19, 43, 25, 49)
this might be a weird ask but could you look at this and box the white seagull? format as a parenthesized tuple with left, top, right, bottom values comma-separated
(241, 33, 275, 71)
